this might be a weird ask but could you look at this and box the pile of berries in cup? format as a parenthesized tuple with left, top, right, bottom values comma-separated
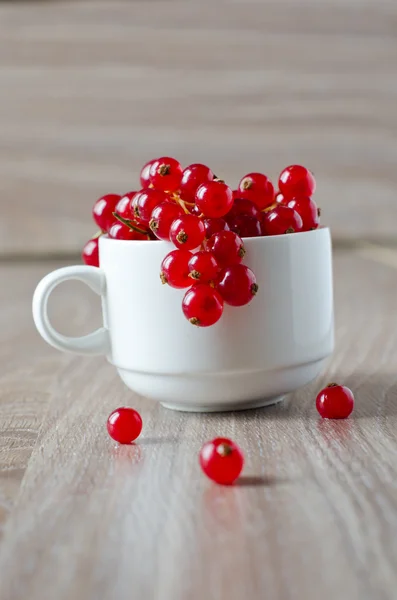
(83, 158, 319, 327)
(107, 383, 354, 485)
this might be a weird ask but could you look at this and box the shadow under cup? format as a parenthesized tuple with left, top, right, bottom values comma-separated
(99, 228, 334, 411)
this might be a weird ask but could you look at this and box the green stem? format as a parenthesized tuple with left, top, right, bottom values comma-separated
(112, 212, 148, 235)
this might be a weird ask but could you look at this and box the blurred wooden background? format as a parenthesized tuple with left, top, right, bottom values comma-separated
(0, 0, 396, 256)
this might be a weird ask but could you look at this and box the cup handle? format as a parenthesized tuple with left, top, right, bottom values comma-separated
(32, 265, 110, 356)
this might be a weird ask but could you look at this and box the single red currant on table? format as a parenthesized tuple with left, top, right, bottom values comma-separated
(108, 221, 148, 241)
(206, 230, 245, 267)
(316, 384, 354, 419)
(150, 202, 183, 240)
(92, 193, 121, 231)
(195, 180, 233, 218)
(278, 165, 316, 200)
(261, 205, 303, 236)
(107, 407, 143, 444)
(237, 172, 275, 210)
(170, 214, 205, 250)
(182, 284, 224, 327)
(149, 156, 183, 191)
(188, 251, 219, 283)
(287, 196, 319, 231)
(199, 438, 244, 485)
(180, 163, 214, 202)
(160, 249, 192, 288)
(82, 237, 100, 267)
(216, 264, 258, 306)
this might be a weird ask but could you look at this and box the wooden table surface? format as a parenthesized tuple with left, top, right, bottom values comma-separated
(1, 0, 397, 598)
(1, 249, 397, 600)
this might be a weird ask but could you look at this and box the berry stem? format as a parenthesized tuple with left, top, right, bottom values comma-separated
(112, 212, 148, 235)
(171, 193, 190, 215)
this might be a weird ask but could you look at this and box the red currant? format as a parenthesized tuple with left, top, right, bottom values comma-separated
(261, 205, 303, 236)
(108, 221, 148, 241)
(316, 384, 354, 419)
(199, 438, 244, 485)
(182, 284, 224, 327)
(275, 191, 285, 204)
(149, 202, 183, 240)
(203, 218, 229, 239)
(216, 264, 258, 306)
(287, 196, 319, 231)
(140, 159, 156, 188)
(278, 165, 316, 199)
(92, 194, 121, 231)
(227, 215, 262, 238)
(115, 192, 136, 220)
(188, 251, 219, 283)
(170, 214, 205, 250)
(180, 163, 213, 202)
(195, 181, 233, 218)
(133, 189, 168, 226)
(149, 156, 183, 191)
(82, 237, 100, 267)
(237, 173, 274, 210)
(160, 249, 192, 288)
(107, 407, 143, 444)
(206, 230, 245, 268)
(226, 198, 259, 221)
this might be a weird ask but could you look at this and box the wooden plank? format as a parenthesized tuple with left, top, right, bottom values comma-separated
(1, 250, 397, 599)
(0, 0, 396, 254)
(0, 261, 102, 538)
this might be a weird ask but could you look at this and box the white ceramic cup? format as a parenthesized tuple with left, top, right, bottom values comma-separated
(32, 228, 334, 412)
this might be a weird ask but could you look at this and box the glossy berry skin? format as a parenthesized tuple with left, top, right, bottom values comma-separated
(160, 249, 192, 288)
(275, 191, 285, 204)
(170, 215, 205, 250)
(149, 202, 183, 240)
(237, 173, 275, 210)
(107, 407, 143, 444)
(206, 230, 245, 268)
(82, 237, 100, 267)
(203, 218, 229, 240)
(115, 192, 136, 220)
(226, 198, 259, 221)
(188, 251, 219, 283)
(199, 437, 244, 485)
(316, 384, 354, 419)
(278, 165, 316, 200)
(227, 215, 262, 238)
(140, 159, 156, 188)
(149, 156, 183, 191)
(195, 181, 233, 218)
(133, 189, 168, 226)
(287, 196, 319, 231)
(108, 221, 148, 241)
(182, 284, 224, 327)
(216, 264, 258, 306)
(92, 194, 121, 231)
(261, 205, 303, 236)
(180, 163, 214, 202)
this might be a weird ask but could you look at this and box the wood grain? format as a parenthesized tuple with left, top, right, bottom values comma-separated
(1, 251, 397, 599)
(0, 261, 101, 538)
(0, 0, 396, 254)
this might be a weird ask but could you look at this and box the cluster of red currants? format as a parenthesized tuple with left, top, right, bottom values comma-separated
(107, 384, 354, 486)
(82, 157, 319, 326)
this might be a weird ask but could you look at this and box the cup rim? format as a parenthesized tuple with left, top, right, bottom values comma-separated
(100, 227, 330, 250)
